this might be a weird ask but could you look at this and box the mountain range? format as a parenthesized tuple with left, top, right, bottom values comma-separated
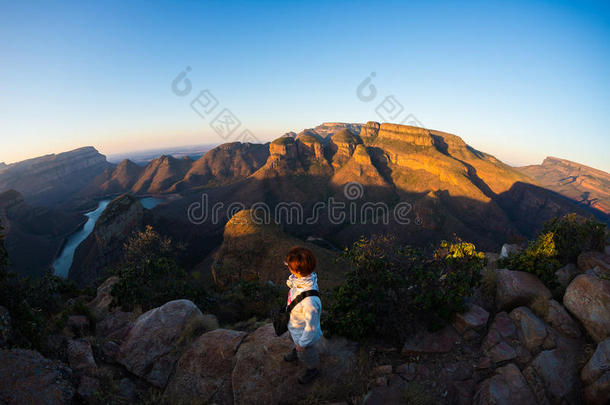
(518, 156, 610, 215)
(0, 121, 608, 280)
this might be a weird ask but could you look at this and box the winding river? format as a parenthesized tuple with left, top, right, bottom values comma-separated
(52, 197, 163, 277)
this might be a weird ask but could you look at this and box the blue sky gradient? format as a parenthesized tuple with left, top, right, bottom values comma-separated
(1, 0, 609, 171)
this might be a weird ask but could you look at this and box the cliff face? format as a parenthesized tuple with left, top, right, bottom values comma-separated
(175, 142, 269, 191)
(158, 121, 602, 253)
(0, 147, 113, 207)
(131, 155, 193, 194)
(68, 194, 147, 286)
(0, 190, 83, 277)
(518, 157, 610, 215)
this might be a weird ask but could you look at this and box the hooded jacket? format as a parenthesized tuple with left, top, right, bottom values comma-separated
(286, 272, 323, 347)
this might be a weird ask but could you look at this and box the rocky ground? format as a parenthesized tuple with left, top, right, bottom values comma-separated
(1, 246, 609, 404)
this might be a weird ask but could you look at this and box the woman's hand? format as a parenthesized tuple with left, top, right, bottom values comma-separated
(296, 344, 305, 352)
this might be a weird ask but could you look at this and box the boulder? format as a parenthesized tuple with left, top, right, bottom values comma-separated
(231, 324, 358, 405)
(554, 263, 579, 288)
(474, 363, 536, 405)
(452, 303, 489, 334)
(87, 276, 119, 318)
(76, 375, 100, 403)
(544, 299, 581, 338)
(500, 244, 522, 258)
(0, 305, 11, 348)
(164, 329, 248, 404)
(0, 349, 74, 404)
(66, 339, 96, 375)
(488, 341, 517, 363)
(525, 349, 580, 404)
(495, 269, 551, 311)
(509, 307, 548, 352)
(581, 338, 610, 405)
(67, 315, 89, 336)
(95, 310, 133, 342)
(402, 325, 458, 355)
(482, 312, 517, 351)
(563, 274, 610, 342)
(117, 299, 206, 388)
(578, 251, 610, 274)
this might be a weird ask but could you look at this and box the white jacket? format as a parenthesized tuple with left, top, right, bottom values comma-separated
(286, 272, 323, 347)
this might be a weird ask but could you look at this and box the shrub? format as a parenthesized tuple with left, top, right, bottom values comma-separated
(213, 280, 285, 325)
(323, 235, 485, 342)
(497, 214, 607, 289)
(542, 214, 606, 264)
(110, 226, 209, 312)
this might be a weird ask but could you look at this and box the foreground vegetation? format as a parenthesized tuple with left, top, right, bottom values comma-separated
(498, 214, 607, 289)
(323, 235, 486, 342)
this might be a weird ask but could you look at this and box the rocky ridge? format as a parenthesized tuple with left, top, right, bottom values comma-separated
(2, 241, 610, 404)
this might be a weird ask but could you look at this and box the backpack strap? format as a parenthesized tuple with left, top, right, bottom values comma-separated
(287, 290, 320, 314)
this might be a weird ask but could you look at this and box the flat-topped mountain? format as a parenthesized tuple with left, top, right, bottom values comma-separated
(518, 156, 610, 215)
(0, 146, 112, 207)
(146, 122, 604, 273)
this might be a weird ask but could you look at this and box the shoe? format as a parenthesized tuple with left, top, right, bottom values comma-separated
(298, 368, 319, 384)
(283, 348, 298, 363)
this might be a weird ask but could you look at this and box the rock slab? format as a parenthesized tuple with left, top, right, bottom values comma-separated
(164, 329, 247, 404)
(117, 299, 205, 388)
(495, 269, 551, 311)
(0, 349, 74, 405)
(563, 274, 610, 342)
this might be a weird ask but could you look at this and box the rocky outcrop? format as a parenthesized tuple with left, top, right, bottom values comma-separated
(68, 195, 146, 286)
(509, 307, 549, 353)
(524, 348, 580, 404)
(231, 324, 358, 405)
(578, 250, 610, 276)
(376, 123, 434, 147)
(0, 349, 74, 404)
(87, 276, 119, 318)
(164, 329, 248, 404)
(0, 146, 112, 207)
(175, 142, 268, 190)
(544, 299, 581, 339)
(581, 338, 610, 405)
(474, 363, 536, 405)
(452, 303, 489, 334)
(563, 274, 610, 342)
(495, 269, 552, 311)
(131, 155, 193, 194)
(211, 209, 345, 288)
(329, 129, 362, 169)
(116, 299, 206, 388)
(66, 339, 96, 375)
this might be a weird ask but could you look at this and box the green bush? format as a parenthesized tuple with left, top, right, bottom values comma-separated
(542, 214, 606, 264)
(498, 214, 607, 288)
(323, 235, 485, 342)
(213, 280, 285, 325)
(110, 226, 209, 312)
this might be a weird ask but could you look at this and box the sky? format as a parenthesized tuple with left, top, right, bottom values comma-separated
(1, 0, 609, 171)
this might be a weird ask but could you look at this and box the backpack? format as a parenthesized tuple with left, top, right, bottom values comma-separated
(271, 290, 320, 336)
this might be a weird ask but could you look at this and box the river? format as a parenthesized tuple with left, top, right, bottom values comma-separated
(52, 197, 164, 277)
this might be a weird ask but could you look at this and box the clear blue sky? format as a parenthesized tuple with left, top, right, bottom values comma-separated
(1, 0, 609, 171)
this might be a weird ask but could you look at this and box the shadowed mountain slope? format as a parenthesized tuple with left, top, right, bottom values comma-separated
(518, 156, 610, 215)
(0, 190, 83, 277)
(0, 147, 113, 207)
